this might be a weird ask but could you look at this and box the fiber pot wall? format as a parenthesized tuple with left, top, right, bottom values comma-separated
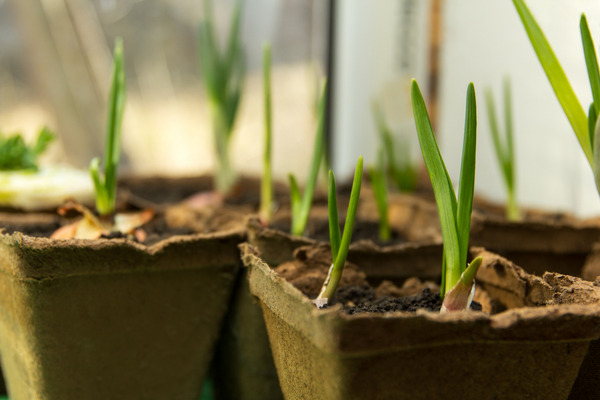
(469, 208, 600, 277)
(0, 228, 244, 400)
(242, 243, 600, 400)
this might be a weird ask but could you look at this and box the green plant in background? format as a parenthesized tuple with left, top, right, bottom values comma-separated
(513, 0, 600, 194)
(411, 80, 482, 312)
(52, 38, 154, 240)
(309, 63, 330, 187)
(373, 102, 418, 193)
(198, 0, 245, 196)
(368, 148, 391, 242)
(0, 127, 54, 171)
(289, 83, 327, 236)
(484, 78, 521, 220)
(260, 43, 274, 224)
(89, 38, 126, 217)
(314, 156, 363, 308)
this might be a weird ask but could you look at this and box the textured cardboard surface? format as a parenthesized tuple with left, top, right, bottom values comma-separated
(470, 206, 600, 277)
(242, 243, 600, 400)
(0, 227, 244, 400)
(212, 267, 283, 400)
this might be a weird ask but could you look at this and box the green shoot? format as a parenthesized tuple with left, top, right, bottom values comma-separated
(90, 38, 125, 217)
(0, 127, 55, 171)
(198, 0, 245, 196)
(260, 43, 273, 224)
(484, 78, 520, 220)
(289, 83, 327, 236)
(513, 0, 595, 173)
(411, 79, 482, 310)
(368, 148, 391, 241)
(314, 156, 363, 308)
(440, 257, 482, 312)
(373, 102, 417, 192)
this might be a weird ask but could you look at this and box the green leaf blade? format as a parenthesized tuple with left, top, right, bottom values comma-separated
(328, 170, 341, 260)
(103, 38, 126, 214)
(581, 14, 600, 117)
(513, 0, 592, 166)
(260, 43, 273, 223)
(32, 127, 55, 156)
(456, 83, 477, 274)
(290, 82, 326, 236)
(484, 88, 508, 183)
(411, 79, 461, 295)
(314, 156, 363, 307)
(199, 0, 245, 195)
(334, 156, 363, 267)
(368, 151, 391, 242)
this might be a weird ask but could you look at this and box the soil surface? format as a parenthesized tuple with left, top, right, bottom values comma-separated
(0, 176, 250, 245)
(0, 204, 245, 247)
(335, 284, 482, 314)
(275, 245, 481, 315)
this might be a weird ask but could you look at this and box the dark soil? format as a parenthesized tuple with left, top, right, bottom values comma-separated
(333, 284, 481, 314)
(0, 205, 246, 247)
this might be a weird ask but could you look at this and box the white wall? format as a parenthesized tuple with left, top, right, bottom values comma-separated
(331, 0, 431, 180)
(439, 0, 600, 216)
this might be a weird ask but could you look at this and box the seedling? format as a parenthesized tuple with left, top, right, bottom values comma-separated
(484, 78, 521, 220)
(89, 38, 125, 217)
(0, 127, 55, 171)
(513, 0, 600, 194)
(313, 156, 363, 308)
(289, 83, 327, 236)
(373, 102, 418, 193)
(198, 0, 245, 196)
(53, 39, 153, 240)
(367, 148, 391, 241)
(260, 43, 274, 224)
(411, 80, 482, 312)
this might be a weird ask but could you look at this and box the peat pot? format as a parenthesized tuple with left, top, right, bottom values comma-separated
(241, 242, 600, 400)
(210, 205, 442, 400)
(0, 223, 244, 400)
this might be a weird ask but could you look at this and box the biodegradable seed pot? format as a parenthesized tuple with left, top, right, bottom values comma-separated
(217, 207, 441, 400)
(0, 212, 245, 400)
(241, 242, 600, 400)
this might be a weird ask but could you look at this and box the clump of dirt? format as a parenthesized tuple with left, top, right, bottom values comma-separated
(337, 285, 443, 314)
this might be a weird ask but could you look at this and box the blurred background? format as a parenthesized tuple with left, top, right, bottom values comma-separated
(2, 0, 600, 216)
